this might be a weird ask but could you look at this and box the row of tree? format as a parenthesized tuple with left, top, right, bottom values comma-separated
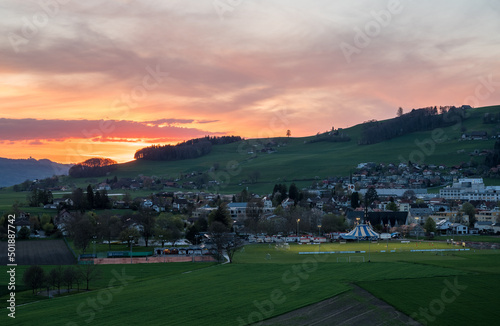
(69, 158, 118, 178)
(69, 187, 111, 211)
(67, 210, 186, 253)
(27, 188, 53, 207)
(23, 264, 99, 295)
(359, 106, 469, 145)
(134, 136, 242, 161)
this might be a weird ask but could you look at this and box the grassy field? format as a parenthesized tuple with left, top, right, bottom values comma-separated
(1, 241, 498, 325)
(358, 251, 500, 325)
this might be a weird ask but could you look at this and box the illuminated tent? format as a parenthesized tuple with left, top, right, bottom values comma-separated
(340, 224, 379, 240)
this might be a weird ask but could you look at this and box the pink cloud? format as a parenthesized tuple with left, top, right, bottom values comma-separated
(0, 118, 222, 142)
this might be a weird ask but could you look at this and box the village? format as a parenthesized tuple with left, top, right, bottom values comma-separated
(9, 159, 500, 251)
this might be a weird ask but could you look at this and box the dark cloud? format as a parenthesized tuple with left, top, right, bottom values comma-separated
(0, 118, 219, 142)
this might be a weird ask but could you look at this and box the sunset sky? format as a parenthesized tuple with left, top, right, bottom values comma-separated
(1, 0, 500, 163)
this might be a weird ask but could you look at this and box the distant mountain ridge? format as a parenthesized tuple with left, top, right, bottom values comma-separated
(0, 157, 72, 187)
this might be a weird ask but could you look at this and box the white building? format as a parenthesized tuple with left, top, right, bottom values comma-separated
(439, 178, 500, 201)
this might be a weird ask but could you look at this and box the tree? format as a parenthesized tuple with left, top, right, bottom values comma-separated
(48, 266, 63, 295)
(397, 107, 403, 117)
(402, 190, 416, 200)
(137, 210, 157, 247)
(155, 213, 184, 246)
(74, 266, 84, 292)
(209, 221, 242, 263)
(321, 214, 347, 233)
(238, 189, 249, 202)
(122, 192, 132, 207)
(23, 265, 45, 294)
(244, 199, 263, 233)
(40, 214, 51, 228)
(71, 188, 86, 211)
(365, 188, 379, 205)
(248, 171, 261, 184)
(351, 192, 360, 209)
(461, 202, 476, 227)
(29, 215, 41, 230)
(17, 226, 30, 239)
(71, 213, 97, 254)
(386, 202, 399, 212)
(63, 266, 77, 292)
(424, 218, 436, 235)
(79, 264, 100, 291)
(97, 213, 123, 250)
(286, 130, 291, 137)
(86, 185, 94, 209)
(119, 227, 140, 246)
(208, 204, 232, 228)
(185, 217, 208, 244)
(69, 158, 118, 178)
(288, 183, 300, 204)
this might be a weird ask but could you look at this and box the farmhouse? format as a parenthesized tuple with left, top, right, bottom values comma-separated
(14, 213, 31, 232)
(436, 220, 452, 234)
(409, 224, 425, 237)
(54, 209, 74, 236)
(449, 223, 468, 235)
(474, 221, 493, 233)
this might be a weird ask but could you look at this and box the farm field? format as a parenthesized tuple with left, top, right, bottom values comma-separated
(1, 241, 498, 325)
(0, 239, 75, 265)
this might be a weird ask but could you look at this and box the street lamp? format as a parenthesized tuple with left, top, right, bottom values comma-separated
(159, 234, 164, 263)
(296, 219, 300, 237)
(317, 224, 322, 237)
(129, 235, 133, 264)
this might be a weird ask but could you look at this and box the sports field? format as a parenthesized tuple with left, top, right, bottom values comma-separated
(1, 241, 499, 325)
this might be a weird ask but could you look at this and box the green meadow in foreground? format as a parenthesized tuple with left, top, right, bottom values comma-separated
(1, 243, 499, 325)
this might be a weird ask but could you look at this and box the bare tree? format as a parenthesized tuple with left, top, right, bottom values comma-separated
(63, 266, 77, 292)
(209, 222, 242, 263)
(23, 265, 45, 294)
(48, 266, 63, 295)
(98, 213, 123, 250)
(137, 209, 156, 247)
(79, 264, 100, 291)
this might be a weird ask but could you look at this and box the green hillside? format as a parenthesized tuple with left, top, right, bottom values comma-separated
(3, 105, 497, 198)
(92, 105, 497, 193)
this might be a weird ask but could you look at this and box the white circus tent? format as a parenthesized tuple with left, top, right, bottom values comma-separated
(340, 224, 379, 240)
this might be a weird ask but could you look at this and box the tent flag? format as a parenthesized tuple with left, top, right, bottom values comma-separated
(341, 224, 379, 240)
